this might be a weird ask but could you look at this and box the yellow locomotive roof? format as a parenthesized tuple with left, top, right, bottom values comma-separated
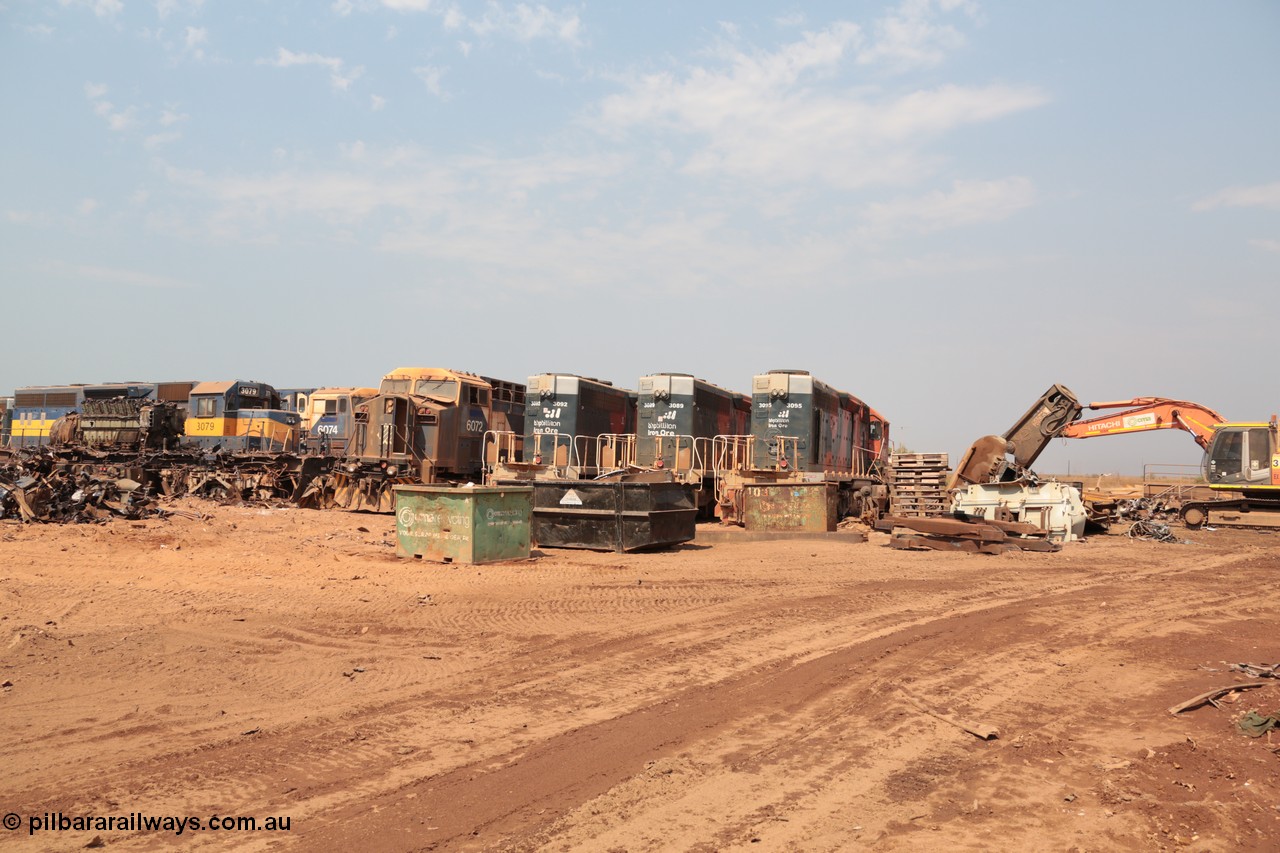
(312, 386, 378, 396)
(190, 381, 237, 395)
(381, 367, 486, 383)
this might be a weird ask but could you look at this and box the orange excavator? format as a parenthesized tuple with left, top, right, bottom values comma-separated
(950, 387, 1280, 529)
(1059, 398, 1225, 449)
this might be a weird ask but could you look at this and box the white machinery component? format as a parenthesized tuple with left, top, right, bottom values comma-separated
(951, 481, 1087, 543)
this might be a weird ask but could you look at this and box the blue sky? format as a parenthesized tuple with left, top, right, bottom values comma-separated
(2, 0, 1277, 473)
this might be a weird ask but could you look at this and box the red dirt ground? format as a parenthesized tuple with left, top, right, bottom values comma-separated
(2, 503, 1278, 851)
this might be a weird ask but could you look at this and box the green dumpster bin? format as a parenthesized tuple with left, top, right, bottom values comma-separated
(742, 482, 839, 532)
(393, 485, 533, 564)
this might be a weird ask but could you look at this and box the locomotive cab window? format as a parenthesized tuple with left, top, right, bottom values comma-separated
(468, 386, 489, 406)
(415, 379, 459, 401)
(195, 398, 216, 418)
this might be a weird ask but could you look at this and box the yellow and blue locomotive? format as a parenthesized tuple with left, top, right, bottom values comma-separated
(184, 381, 300, 452)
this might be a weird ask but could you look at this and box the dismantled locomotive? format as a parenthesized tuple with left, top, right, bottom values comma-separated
(306, 367, 527, 512)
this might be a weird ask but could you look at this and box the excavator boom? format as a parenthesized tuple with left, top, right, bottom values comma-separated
(1059, 398, 1226, 450)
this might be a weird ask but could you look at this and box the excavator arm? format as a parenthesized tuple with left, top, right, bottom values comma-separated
(948, 385, 1083, 490)
(948, 390, 1227, 492)
(1059, 398, 1226, 450)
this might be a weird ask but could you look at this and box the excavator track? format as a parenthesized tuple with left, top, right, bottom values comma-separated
(1180, 498, 1280, 530)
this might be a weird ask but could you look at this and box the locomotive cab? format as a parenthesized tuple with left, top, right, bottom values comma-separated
(348, 368, 494, 483)
(186, 381, 300, 451)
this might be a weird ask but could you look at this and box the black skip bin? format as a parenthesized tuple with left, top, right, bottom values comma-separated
(524, 480, 698, 552)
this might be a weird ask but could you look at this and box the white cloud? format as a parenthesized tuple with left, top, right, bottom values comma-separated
(131, 189, 151, 205)
(44, 261, 196, 289)
(77, 198, 99, 215)
(57, 0, 123, 17)
(860, 177, 1036, 237)
(145, 131, 183, 149)
(593, 23, 1046, 189)
(1193, 181, 1280, 212)
(371, 0, 581, 44)
(370, 94, 387, 111)
(23, 23, 56, 37)
(414, 65, 447, 97)
(84, 82, 136, 131)
(858, 0, 977, 71)
(184, 26, 207, 58)
(156, 0, 205, 19)
(159, 108, 188, 126)
(458, 40, 472, 57)
(263, 48, 366, 91)
(107, 107, 136, 131)
(6, 210, 54, 226)
(1250, 238, 1280, 254)
(440, 2, 581, 45)
(332, 0, 356, 16)
(159, 146, 626, 233)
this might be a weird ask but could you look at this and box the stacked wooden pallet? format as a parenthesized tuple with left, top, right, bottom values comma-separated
(888, 452, 950, 518)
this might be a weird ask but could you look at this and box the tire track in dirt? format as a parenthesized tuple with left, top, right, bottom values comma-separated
(290, 549, 1271, 851)
(504, 555, 1280, 852)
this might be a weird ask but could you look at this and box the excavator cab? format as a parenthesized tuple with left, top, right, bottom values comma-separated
(1205, 424, 1277, 487)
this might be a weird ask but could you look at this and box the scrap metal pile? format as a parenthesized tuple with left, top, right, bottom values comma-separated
(0, 448, 168, 523)
(875, 512, 1062, 554)
(0, 445, 331, 524)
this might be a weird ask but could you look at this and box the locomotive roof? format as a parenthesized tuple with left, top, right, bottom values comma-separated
(190, 380, 274, 396)
(382, 366, 487, 383)
(190, 381, 237, 395)
(638, 373, 748, 398)
(530, 373, 615, 384)
(312, 386, 378, 396)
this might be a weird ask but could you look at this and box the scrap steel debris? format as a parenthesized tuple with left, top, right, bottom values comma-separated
(1167, 682, 1268, 715)
(875, 513, 1061, 554)
(0, 450, 168, 524)
(0, 445, 329, 525)
(1126, 520, 1182, 543)
(1230, 662, 1280, 679)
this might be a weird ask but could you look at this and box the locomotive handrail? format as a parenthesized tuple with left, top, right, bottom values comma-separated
(595, 433, 637, 472)
(689, 436, 717, 487)
(482, 429, 522, 471)
(571, 434, 591, 474)
(635, 433, 702, 480)
(709, 434, 754, 507)
(710, 434, 752, 476)
(525, 431, 577, 472)
(851, 441, 887, 481)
